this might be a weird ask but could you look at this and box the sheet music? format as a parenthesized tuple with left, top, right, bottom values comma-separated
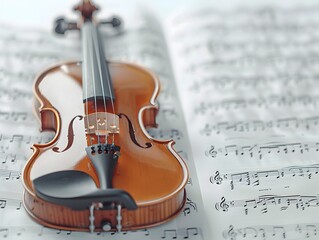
(0, 9, 206, 240)
(167, 3, 319, 240)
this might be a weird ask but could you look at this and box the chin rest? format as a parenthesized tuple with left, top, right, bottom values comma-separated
(33, 170, 137, 210)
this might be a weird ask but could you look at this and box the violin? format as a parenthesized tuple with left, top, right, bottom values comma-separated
(22, 0, 188, 233)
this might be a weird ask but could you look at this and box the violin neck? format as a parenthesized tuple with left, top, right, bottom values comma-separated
(81, 21, 115, 103)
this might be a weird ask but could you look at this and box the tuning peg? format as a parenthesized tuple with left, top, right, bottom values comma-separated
(54, 17, 78, 35)
(100, 16, 122, 28)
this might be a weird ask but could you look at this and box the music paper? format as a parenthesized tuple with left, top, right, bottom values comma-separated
(3, 1, 319, 239)
(167, 2, 319, 239)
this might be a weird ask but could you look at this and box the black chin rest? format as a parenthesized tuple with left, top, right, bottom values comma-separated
(33, 170, 137, 210)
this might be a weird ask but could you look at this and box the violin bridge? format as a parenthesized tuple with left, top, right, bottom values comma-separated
(84, 112, 120, 135)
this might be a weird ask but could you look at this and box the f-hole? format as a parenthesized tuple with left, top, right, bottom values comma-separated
(52, 115, 83, 153)
(119, 113, 152, 149)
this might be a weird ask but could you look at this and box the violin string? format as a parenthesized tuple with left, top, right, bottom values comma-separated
(83, 24, 92, 146)
(92, 25, 109, 145)
(88, 23, 101, 145)
(96, 24, 116, 145)
(100, 38, 116, 145)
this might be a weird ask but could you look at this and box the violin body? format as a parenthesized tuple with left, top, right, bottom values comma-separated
(22, 61, 188, 231)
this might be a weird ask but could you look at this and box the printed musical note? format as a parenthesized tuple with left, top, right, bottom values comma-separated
(306, 225, 317, 238)
(0, 133, 52, 151)
(210, 141, 319, 160)
(216, 194, 319, 215)
(183, 227, 199, 239)
(147, 129, 183, 140)
(0, 198, 22, 210)
(0, 224, 207, 239)
(0, 170, 21, 181)
(0, 153, 26, 170)
(0, 228, 8, 238)
(242, 227, 258, 238)
(0, 111, 35, 123)
(0, 89, 33, 101)
(187, 71, 319, 93)
(0, 199, 6, 209)
(161, 230, 177, 239)
(223, 223, 319, 239)
(194, 94, 319, 116)
(200, 116, 319, 136)
(183, 197, 198, 216)
(140, 229, 150, 236)
(209, 164, 319, 190)
(56, 229, 72, 235)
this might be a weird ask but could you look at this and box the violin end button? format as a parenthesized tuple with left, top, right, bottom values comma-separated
(101, 221, 112, 232)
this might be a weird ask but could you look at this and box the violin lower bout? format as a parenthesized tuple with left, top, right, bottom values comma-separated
(24, 188, 186, 231)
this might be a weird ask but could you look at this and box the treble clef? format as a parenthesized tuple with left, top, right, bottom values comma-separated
(209, 170, 223, 185)
(205, 145, 217, 158)
(223, 225, 237, 240)
(215, 196, 229, 212)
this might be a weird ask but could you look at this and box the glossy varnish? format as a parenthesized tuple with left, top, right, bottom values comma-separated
(22, 61, 188, 231)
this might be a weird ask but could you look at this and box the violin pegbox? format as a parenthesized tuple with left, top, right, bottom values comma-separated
(54, 0, 122, 35)
(54, 0, 98, 35)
